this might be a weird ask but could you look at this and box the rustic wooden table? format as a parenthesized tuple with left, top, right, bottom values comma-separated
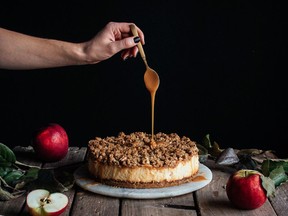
(0, 147, 287, 216)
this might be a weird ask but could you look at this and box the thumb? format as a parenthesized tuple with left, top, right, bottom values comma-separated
(114, 36, 140, 51)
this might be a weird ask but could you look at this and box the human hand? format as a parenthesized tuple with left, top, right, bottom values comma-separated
(81, 22, 145, 64)
(0, 22, 144, 70)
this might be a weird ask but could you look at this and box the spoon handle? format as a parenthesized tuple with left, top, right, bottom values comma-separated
(130, 24, 148, 66)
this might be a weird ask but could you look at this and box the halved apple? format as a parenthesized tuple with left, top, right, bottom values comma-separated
(26, 189, 68, 216)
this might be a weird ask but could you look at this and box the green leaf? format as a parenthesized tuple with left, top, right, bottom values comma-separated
(3, 170, 24, 186)
(202, 134, 223, 158)
(22, 167, 40, 181)
(260, 175, 276, 198)
(0, 167, 13, 178)
(210, 141, 224, 158)
(269, 166, 288, 187)
(202, 134, 212, 149)
(262, 159, 288, 176)
(0, 143, 16, 165)
(237, 149, 263, 155)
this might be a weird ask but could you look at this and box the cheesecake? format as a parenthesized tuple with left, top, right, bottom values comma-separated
(87, 132, 199, 188)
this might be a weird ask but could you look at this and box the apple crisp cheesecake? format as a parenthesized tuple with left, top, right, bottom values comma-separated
(87, 132, 199, 188)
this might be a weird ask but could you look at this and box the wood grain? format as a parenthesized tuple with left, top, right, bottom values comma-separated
(269, 183, 288, 216)
(121, 194, 197, 216)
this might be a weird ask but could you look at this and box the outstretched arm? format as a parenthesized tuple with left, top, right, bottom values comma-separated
(0, 22, 145, 70)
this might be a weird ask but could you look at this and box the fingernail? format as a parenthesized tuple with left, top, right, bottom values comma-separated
(133, 36, 140, 43)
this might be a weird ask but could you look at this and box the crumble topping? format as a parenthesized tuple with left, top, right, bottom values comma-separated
(88, 132, 199, 168)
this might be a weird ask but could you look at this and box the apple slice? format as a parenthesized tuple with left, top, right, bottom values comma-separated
(26, 189, 68, 216)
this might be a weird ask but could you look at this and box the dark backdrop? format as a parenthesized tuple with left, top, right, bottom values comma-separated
(0, 1, 287, 158)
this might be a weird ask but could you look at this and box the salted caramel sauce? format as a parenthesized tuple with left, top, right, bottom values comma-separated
(192, 175, 207, 182)
(149, 86, 157, 146)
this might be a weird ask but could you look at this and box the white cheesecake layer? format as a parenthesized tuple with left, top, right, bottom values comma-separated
(88, 155, 199, 183)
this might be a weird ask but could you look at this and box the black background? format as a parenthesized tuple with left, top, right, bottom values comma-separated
(0, 1, 287, 157)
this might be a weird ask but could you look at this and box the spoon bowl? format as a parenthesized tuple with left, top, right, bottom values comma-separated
(144, 67, 160, 93)
(130, 24, 160, 93)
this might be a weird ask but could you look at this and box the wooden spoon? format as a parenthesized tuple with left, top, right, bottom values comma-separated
(130, 24, 160, 143)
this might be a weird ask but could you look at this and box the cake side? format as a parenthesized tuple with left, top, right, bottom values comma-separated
(88, 155, 199, 188)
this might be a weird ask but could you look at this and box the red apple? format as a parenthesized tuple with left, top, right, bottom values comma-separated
(226, 169, 270, 210)
(32, 123, 68, 162)
(26, 189, 68, 216)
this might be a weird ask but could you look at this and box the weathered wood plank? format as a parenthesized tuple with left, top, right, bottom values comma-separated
(0, 196, 26, 216)
(269, 182, 288, 216)
(195, 167, 278, 216)
(121, 194, 197, 216)
(71, 189, 120, 216)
